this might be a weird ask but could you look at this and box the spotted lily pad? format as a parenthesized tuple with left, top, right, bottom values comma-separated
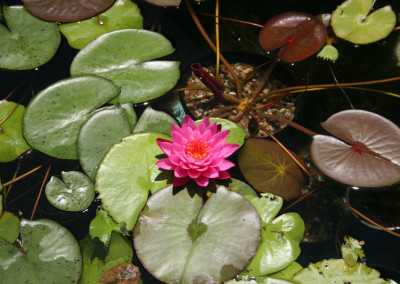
(59, 0, 143, 49)
(0, 100, 30, 162)
(0, 219, 82, 284)
(133, 106, 178, 135)
(310, 110, 400, 187)
(0, 211, 19, 243)
(196, 117, 245, 147)
(89, 207, 126, 245)
(78, 105, 131, 180)
(70, 29, 180, 104)
(0, 5, 60, 70)
(23, 76, 120, 159)
(133, 186, 261, 283)
(22, 0, 116, 22)
(96, 132, 174, 230)
(241, 194, 304, 277)
(45, 171, 95, 212)
(331, 0, 396, 44)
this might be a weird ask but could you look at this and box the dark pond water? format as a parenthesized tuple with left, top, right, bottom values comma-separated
(1, 0, 400, 282)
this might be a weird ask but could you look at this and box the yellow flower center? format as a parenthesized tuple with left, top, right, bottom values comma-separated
(186, 139, 210, 161)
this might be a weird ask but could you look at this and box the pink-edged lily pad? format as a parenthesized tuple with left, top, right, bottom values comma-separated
(258, 12, 327, 63)
(22, 0, 116, 22)
(310, 109, 400, 188)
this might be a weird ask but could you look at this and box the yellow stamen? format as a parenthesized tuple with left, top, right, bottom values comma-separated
(186, 139, 210, 161)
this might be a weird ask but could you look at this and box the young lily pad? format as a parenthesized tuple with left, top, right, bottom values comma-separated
(317, 45, 339, 62)
(238, 139, 306, 200)
(133, 106, 178, 135)
(70, 29, 180, 104)
(310, 110, 400, 187)
(22, 0, 116, 22)
(196, 117, 246, 147)
(331, 0, 396, 44)
(133, 186, 261, 283)
(23, 76, 120, 159)
(89, 207, 126, 245)
(144, 0, 181, 7)
(258, 12, 327, 63)
(0, 219, 82, 284)
(59, 0, 143, 49)
(0, 5, 60, 70)
(79, 232, 133, 284)
(0, 100, 30, 162)
(45, 171, 95, 212)
(241, 195, 304, 277)
(0, 211, 20, 243)
(96, 132, 173, 230)
(341, 236, 365, 267)
(78, 105, 131, 180)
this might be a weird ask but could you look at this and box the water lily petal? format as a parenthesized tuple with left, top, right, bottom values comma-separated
(194, 175, 209, 187)
(217, 170, 230, 179)
(188, 169, 201, 178)
(173, 176, 191, 187)
(202, 167, 219, 178)
(175, 167, 188, 178)
(156, 158, 176, 170)
(216, 160, 235, 171)
(157, 138, 173, 156)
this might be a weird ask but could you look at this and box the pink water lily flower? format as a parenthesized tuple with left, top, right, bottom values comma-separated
(156, 115, 239, 187)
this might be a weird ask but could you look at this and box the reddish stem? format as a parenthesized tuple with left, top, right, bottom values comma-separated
(260, 92, 290, 110)
(30, 164, 51, 220)
(191, 63, 225, 101)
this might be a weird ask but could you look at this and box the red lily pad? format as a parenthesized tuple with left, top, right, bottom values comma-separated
(21, 0, 116, 22)
(258, 12, 327, 63)
(310, 110, 400, 187)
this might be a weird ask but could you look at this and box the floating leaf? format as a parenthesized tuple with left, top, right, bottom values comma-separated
(196, 117, 246, 147)
(0, 5, 60, 70)
(0, 219, 82, 283)
(60, 0, 143, 49)
(23, 76, 120, 159)
(0, 211, 19, 243)
(96, 132, 173, 230)
(331, 0, 396, 44)
(310, 110, 400, 187)
(317, 45, 339, 62)
(144, 0, 181, 7)
(213, 178, 258, 198)
(242, 195, 304, 277)
(100, 263, 140, 284)
(79, 232, 133, 284)
(45, 171, 95, 212)
(0, 194, 2, 214)
(22, 0, 116, 22)
(341, 236, 365, 268)
(258, 12, 327, 63)
(133, 106, 178, 135)
(269, 261, 303, 281)
(70, 29, 180, 104)
(133, 186, 261, 283)
(78, 105, 131, 180)
(225, 275, 294, 283)
(121, 103, 137, 132)
(238, 139, 306, 200)
(89, 207, 126, 245)
(0, 100, 30, 162)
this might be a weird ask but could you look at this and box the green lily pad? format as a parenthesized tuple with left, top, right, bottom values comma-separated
(133, 106, 178, 135)
(213, 178, 258, 198)
(0, 100, 30, 162)
(0, 211, 19, 243)
(0, 219, 82, 284)
(79, 232, 132, 284)
(144, 0, 181, 7)
(341, 236, 365, 267)
(242, 195, 304, 277)
(45, 171, 95, 212)
(23, 76, 120, 159)
(121, 103, 137, 131)
(96, 132, 173, 230)
(0, 194, 2, 213)
(196, 117, 245, 147)
(269, 261, 303, 280)
(70, 29, 180, 104)
(225, 276, 294, 283)
(89, 207, 126, 245)
(60, 0, 143, 49)
(77, 105, 131, 180)
(0, 5, 60, 70)
(331, 0, 396, 44)
(133, 186, 261, 283)
(317, 45, 339, 62)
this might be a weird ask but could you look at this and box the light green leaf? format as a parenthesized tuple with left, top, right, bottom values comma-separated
(96, 132, 173, 230)
(133, 106, 178, 135)
(23, 76, 120, 159)
(121, 103, 137, 131)
(89, 207, 126, 245)
(70, 29, 180, 104)
(317, 45, 339, 62)
(60, 0, 143, 49)
(0, 219, 82, 284)
(341, 236, 365, 268)
(0, 5, 60, 70)
(0, 211, 19, 243)
(0, 100, 30, 162)
(331, 0, 396, 44)
(77, 104, 131, 180)
(225, 275, 295, 283)
(247, 193, 283, 225)
(134, 186, 261, 283)
(269, 261, 302, 280)
(45, 171, 95, 211)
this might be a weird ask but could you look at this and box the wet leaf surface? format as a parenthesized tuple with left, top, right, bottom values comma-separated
(133, 106, 178, 136)
(89, 207, 126, 245)
(100, 263, 140, 284)
(0, 211, 19, 243)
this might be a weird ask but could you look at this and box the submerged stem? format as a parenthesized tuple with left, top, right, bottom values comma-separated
(251, 60, 278, 102)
